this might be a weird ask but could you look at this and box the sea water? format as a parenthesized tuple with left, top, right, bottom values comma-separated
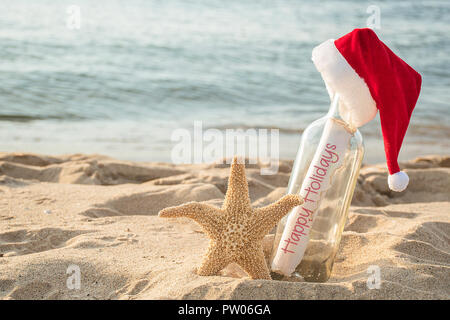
(1, 0, 449, 162)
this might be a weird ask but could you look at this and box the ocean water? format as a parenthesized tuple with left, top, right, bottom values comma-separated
(1, 0, 449, 163)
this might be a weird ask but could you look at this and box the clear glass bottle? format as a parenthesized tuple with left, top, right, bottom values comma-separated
(270, 94, 364, 282)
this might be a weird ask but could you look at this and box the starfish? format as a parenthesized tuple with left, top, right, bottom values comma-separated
(158, 157, 303, 280)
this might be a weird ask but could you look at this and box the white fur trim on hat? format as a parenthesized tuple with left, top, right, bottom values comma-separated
(312, 39, 378, 128)
(388, 171, 409, 192)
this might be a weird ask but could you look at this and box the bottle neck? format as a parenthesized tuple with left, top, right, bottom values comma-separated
(326, 93, 357, 133)
(326, 93, 342, 119)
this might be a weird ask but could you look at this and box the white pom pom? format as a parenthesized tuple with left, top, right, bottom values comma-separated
(388, 171, 409, 192)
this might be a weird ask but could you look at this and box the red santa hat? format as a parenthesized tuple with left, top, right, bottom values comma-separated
(311, 28, 422, 192)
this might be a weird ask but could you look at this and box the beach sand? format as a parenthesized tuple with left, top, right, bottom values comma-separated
(0, 152, 448, 300)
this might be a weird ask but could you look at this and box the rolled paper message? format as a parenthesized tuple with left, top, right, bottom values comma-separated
(271, 118, 353, 276)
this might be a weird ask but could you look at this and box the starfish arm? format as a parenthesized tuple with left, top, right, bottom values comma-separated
(236, 245, 271, 280)
(197, 242, 230, 276)
(222, 156, 252, 216)
(250, 194, 303, 239)
(158, 202, 223, 238)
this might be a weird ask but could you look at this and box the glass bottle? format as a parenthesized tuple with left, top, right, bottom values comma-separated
(270, 94, 364, 282)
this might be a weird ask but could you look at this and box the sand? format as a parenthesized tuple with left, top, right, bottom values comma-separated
(0, 152, 448, 300)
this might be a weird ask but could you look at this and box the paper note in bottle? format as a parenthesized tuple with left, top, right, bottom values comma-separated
(271, 94, 364, 282)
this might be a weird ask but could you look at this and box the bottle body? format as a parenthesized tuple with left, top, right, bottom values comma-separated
(271, 96, 364, 282)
